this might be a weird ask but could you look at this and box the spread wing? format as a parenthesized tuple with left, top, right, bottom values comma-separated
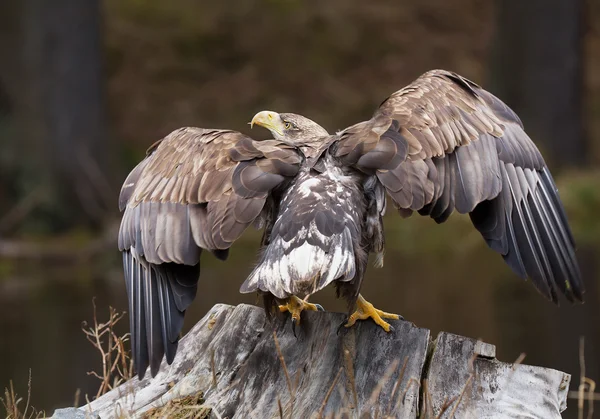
(118, 127, 301, 378)
(333, 69, 583, 303)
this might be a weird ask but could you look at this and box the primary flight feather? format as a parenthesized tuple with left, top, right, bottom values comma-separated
(118, 70, 583, 379)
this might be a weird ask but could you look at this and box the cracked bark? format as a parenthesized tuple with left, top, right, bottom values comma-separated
(54, 304, 571, 418)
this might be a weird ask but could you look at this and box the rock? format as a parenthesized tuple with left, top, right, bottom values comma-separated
(68, 304, 569, 418)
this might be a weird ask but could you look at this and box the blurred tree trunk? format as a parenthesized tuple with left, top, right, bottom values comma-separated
(0, 0, 113, 234)
(0, 1, 20, 217)
(488, 0, 587, 170)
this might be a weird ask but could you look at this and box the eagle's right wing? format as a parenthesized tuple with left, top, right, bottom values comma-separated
(332, 70, 583, 305)
(118, 127, 301, 378)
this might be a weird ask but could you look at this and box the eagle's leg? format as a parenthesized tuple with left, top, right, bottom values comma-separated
(279, 295, 324, 335)
(344, 294, 402, 332)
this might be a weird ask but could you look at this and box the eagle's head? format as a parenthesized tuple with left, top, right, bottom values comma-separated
(250, 111, 329, 145)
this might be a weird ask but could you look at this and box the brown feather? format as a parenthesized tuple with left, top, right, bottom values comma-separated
(331, 68, 582, 304)
(119, 127, 301, 263)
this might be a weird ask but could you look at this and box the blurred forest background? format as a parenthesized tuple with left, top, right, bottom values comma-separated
(0, 0, 599, 416)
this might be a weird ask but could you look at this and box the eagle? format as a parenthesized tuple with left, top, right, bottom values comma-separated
(118, 70, 583, 379)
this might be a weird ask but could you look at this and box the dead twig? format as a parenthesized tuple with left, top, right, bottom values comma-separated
(387, 356, 408, 414)
(343, 348, 358, 409)
(82, 298, 133, 398)
(447, 374, 473, 418)
(488, 351, 526, 416)
(317, 367, 343, 418)
(575, 337, 596, 419)
(512, 352, 526, 367)
(366, 359, 400, 411)
(436, 395, 452, 419)
(273, 331, 295, 418)
(73, 388, 81, 408)
(401, 377, 420, 405)
(569, 391, 600, 401)
(277, 398, 284, 419)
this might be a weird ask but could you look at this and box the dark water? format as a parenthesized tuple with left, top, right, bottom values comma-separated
(1, 216, 599, 417)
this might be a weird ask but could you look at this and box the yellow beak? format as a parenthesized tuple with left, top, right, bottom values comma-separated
(250, 110, 284, 136)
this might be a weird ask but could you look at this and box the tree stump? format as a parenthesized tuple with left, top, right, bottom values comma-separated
(53, 303, 571, 418)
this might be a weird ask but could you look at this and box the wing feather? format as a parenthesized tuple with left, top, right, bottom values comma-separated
(118, 127, 301, 378)
(332, 69, 583, 303)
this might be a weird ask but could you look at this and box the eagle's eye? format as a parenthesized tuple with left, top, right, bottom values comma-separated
(284, 122, 292, 130)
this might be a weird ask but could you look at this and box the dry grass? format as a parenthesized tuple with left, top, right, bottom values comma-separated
(387, 356, 409, 413)
(0, 371, 44, 419)
(82, 301, 223, 419)
(142, 393, 213, 419)
(143, 333, 497, 419)
(81, 298, 134, 399)
(269, 332, 474, 419)
(568, 336, 599, 419)
(273, 331, 296, 418)
(317, 367, 343, 418)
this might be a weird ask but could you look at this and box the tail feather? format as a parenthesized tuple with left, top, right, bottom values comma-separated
(145, 267, 163, 376)
(123, 248, 199, 379)
(241, 227, 357, 299)
(240, 168, 365, 299)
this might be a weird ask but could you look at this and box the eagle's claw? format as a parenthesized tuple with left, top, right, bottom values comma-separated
(343, 294, 401, 333)
(279, 296, 324, 337)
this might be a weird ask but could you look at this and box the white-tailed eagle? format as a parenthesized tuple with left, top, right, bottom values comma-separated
(118, 70, 583, 378)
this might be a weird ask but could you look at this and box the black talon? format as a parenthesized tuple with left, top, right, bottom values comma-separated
(291, 317, 298, 338)
(315, 304, 325, 312)
(336, 319, 349, 336)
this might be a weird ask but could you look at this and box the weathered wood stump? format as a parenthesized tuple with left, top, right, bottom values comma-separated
(53, 304, 570, 418)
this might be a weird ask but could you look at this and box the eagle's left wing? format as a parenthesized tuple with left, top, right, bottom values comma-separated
(332, 69, 583, 303)
(118, 127, 302, 378)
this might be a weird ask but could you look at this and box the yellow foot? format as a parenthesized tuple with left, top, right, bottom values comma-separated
(279, 296, 324, 335)
(344, 294, 402, 332)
